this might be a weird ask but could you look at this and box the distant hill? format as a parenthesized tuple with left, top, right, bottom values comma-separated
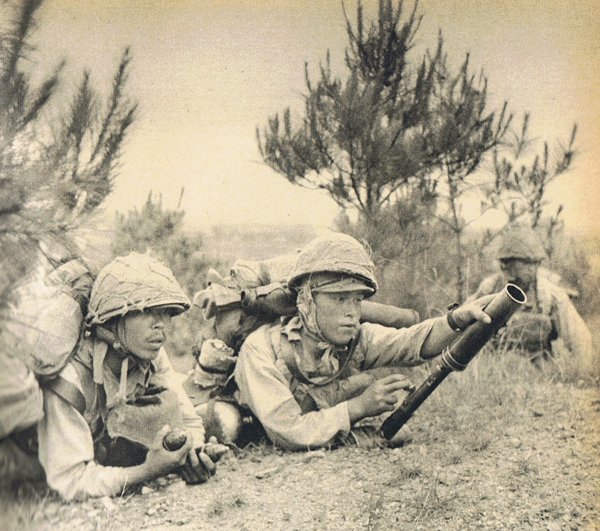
(202, 223, 318, 266)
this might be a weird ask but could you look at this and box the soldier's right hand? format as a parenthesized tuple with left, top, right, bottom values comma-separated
(347, 374, 414, 422)
(144, 425, 193, 478)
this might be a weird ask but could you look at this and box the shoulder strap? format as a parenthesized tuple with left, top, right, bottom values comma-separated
(44, 375, 87, 416)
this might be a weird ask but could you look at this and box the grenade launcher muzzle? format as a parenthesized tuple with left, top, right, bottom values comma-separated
(380, 284, 527, 440)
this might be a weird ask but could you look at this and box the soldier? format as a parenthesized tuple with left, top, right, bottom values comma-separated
(233, 232, 495, 450)
(468, 225, 593, 367)
(37, 253, 225, 500)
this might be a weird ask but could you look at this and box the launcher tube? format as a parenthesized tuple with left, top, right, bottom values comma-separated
(380, 284, 526, 440)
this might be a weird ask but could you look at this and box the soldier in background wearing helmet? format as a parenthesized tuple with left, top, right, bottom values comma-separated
(37, 253, 225, 501)
(233, 232, 495, 451)
(468, 225, 593, 367)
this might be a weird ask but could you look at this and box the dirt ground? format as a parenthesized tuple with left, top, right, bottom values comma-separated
(4, 377, 599, 531)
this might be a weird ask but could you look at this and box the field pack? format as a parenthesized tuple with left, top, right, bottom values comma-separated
(0, 259, 95, 439)
(186, 254, 299, 405)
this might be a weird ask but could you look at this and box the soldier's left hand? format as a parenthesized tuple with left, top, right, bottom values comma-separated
(451, 294, 495, 330)
(202, 436, 229, 463)
(180, 443, 217, 485)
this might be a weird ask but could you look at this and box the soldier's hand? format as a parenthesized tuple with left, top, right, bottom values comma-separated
(144, 425, 192, 479)
(348, 374, 414, 422)
(202, 436, 229, 463)
(179, 436, 226, 485)
(180, 447, 216, 485)
(451, 294, 495, 330)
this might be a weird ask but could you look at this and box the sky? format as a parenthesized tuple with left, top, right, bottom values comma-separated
(29, 0, 600, 237)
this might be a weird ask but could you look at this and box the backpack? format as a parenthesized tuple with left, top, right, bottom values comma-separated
(0, 259, 95, 439)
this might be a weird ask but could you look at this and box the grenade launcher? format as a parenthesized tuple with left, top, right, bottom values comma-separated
(380, 284, 527, 440)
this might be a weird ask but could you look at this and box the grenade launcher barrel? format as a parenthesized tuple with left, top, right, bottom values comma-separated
(380, 284, 527, 440)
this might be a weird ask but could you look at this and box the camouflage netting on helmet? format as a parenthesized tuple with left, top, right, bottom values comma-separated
(496, 225, 547, 262)
(287, 232, 377, 297)
(86, 253, 190, 326)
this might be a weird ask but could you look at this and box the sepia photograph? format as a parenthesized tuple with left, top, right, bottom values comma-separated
(1, 0, 599, 529)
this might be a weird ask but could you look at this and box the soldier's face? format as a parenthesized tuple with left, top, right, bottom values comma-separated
(122, 308, 173, 361)
(314, 291, 364, 345)
(500, 259, 538, 291)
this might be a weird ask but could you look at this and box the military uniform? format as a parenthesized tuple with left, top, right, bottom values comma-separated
(233, 232, 473, 450)
(38, 343, 204, 500)
(469, 225, 593, 368)
(235, 316, 437, 450)
(469, 271, 593, 366)
(36, 253, 208, 499)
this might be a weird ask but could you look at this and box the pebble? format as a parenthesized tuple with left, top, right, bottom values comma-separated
(170, 517, 190, 525)
(255, 466, 281, 478)
(166, 479, 187, 493)
(302, 450, 326, 463)
(141, 486, 154, 495)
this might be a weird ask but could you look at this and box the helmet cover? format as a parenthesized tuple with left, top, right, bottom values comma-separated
(86, 252, 190, 326)
(287, 232, 377, 297)
(496, 225, 546, 262)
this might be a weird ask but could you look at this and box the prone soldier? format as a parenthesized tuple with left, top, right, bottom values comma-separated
(232, 232, 495, 450)
(37, 253, 226, 500)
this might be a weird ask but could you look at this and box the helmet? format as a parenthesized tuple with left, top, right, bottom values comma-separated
(495, 225, 546, 262)
(287, 232, 377, 297)
(86, 253, 191, 326)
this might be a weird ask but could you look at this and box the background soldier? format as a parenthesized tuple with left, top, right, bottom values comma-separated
(468, 225, 593, 368)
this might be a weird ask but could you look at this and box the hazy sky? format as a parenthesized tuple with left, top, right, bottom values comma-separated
(31, 0, 600, 235)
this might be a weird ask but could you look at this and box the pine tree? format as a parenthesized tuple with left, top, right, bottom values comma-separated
(257, 1, 509, 242)
(0, 0, 137, 312)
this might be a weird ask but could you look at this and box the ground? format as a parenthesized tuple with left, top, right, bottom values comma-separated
(2, 353, 599, 531)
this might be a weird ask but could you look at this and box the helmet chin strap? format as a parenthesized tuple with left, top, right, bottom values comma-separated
(95, 317, 132, 402)
(95, 320, 127, 357)
(296, 282, 329, 346)
(115, 317, 130, 402)
(115, 317, 128, 356)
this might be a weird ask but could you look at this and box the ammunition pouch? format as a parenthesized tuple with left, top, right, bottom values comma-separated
(95, 384, 184, 468)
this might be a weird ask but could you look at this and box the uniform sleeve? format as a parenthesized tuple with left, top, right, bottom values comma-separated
(551, 290, 594, 370)
(234, 328, 351, 450)
(152, 350, 206, 447)
(358, 319, 439, 369)
(466, 273, 503, 302)
(38, 364, 143, 501)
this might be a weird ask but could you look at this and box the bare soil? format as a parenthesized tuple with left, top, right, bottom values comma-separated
(3, 378, 599, 531)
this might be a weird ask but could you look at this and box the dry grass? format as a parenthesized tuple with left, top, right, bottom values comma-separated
(1, 342, 598, 531)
